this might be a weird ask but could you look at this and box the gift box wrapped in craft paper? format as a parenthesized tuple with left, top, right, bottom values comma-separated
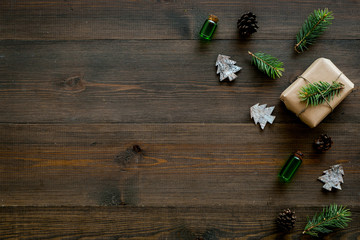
(280, 58, 354, 128)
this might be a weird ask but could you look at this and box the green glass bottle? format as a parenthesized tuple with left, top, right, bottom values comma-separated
(199, 15, 218, 40)
(278, 151, 304, 183)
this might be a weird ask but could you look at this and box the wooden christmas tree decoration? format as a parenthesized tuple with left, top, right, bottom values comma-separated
(250, 103, 276, 130)
(215, 54, 242, 81)
(318, 164, 344, 191)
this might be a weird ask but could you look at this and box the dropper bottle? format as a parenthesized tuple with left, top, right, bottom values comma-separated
(199, 15, 218, 40)
(278, 151, 304, 182)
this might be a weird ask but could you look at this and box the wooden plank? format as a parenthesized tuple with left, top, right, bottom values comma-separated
(0, 206, 359, 239)
(0, 40, 359, 123)
(1, 123, 359, 206)
(1, 0, 359, 40)
(1, 1, 359, 239)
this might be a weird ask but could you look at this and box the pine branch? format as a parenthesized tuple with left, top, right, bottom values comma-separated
(299, 81, 344, 107)
(295, 8, 334, 53)
(248, 51, 284, 79)
(303, 204, 351, 237)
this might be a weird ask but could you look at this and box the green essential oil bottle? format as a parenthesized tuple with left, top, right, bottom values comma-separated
(278, 151, 304, 183)
(199, 15, 218, 40)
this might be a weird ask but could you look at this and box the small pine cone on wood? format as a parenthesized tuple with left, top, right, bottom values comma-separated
(314, 134, 333, 152)
(237, 12, 259, 38)
(276, 209, 296, 231)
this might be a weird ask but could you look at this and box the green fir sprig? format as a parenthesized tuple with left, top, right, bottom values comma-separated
(248, 51, 284, 79)
(295, 8, 334, 53)
(299, 81, 344, 107)
(303, 204, 351, 237)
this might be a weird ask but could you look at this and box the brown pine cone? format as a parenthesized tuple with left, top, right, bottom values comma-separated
(276, 209, 296, 231)
(237, 12, 259, 38)
(314, 134, 333, 152)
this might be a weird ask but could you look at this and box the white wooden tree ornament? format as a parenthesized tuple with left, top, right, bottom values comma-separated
(250, 103, 276, 130)
(215, 54, 242, 81)
(318, 164, 344, 191)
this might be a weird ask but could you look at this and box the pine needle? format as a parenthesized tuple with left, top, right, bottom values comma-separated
(299, 81, 344, 107)
(303, 204, 351, 237)
(295, 8, 334, 53)
(248, 51, 284, 79)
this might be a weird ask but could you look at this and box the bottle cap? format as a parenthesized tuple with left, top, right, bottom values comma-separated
(208, 15, 219, 23)
(294, 150, 304, 160)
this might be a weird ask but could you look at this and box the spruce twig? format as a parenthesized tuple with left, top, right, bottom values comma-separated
(295, 8, 334, 53)
(248, 51, 284, 79)
(299, 81, 344, 107)
(303, 204, 351, 237)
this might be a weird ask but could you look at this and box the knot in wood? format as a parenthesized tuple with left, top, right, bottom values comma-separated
(63, 76, 86, 92)
(132, 145, 142, 153)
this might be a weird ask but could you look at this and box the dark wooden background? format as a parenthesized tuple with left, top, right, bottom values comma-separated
(1, 0, 359, 239)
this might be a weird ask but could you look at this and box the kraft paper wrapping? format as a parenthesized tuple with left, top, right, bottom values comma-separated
(280, 58, 354, 128)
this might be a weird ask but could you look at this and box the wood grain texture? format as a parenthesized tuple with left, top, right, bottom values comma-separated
(1, 123, 359, 207)
(1, 0, 359, 40)
(0, 39, 359, 123)
(1, 206, 360, 239)
(1, 0, 360, 238)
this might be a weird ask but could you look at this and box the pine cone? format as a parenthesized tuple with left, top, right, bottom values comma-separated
(276, 209, 296, 231)
(237, 12, 259, 38)
(314, 134, 333, 152)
